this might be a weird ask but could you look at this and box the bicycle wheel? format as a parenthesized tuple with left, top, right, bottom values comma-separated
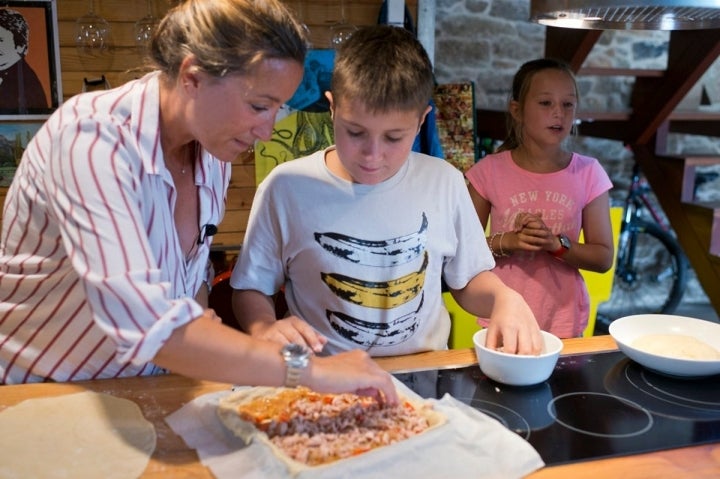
(595, 219, 689, 332)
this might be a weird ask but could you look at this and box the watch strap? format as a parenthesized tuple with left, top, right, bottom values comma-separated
(285, 365, 303, 388)
(550, 234, 570, 257)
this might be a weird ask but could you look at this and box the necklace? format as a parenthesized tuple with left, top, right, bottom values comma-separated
(171, 141, 196, 175)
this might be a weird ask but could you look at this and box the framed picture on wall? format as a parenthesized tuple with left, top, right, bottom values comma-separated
(0, 0, 62, 120)
(0, 121, 42, 186)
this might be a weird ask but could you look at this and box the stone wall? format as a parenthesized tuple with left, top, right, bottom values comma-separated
(434, 0, 720, 165)
(432, 0, 720, 302)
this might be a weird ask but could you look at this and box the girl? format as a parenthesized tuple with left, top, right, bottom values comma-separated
(466, 58, 614, 338)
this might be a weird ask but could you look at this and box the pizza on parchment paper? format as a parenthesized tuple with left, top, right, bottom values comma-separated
(216, 386, 446, 472)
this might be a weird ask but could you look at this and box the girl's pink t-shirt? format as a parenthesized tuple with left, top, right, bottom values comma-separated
(466, 150, 612, 337)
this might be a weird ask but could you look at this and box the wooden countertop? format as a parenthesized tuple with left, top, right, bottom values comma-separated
(1, 335, 718, 478)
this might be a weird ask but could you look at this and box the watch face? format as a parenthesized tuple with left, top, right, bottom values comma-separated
(282, 343, 310, 387)
(282, 343, 310, 361)
(559, 235, 571, 249)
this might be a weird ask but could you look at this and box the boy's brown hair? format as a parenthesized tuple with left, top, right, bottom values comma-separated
(331, 25, 434, 115)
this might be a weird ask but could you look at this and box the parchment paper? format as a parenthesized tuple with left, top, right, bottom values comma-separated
(165, 380, 545, 479)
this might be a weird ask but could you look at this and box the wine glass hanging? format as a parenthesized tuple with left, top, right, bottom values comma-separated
(134, 0, 160, 51)
(75, 0, 111, 57)
(329, 0, 357, 49)
(294, 0, 312, 48)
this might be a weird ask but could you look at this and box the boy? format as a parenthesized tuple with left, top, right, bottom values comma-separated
(230, 25, 542, 357)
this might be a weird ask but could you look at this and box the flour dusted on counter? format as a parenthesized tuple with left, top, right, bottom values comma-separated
(632, 334, 720, 360)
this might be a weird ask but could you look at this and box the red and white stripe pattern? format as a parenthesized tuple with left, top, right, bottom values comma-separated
(0, 73, 230, 384)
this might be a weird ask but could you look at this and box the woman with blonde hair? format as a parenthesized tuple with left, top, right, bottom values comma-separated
(0, 0, 397, 403)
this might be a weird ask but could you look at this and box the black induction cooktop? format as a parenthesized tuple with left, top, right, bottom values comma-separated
(394, 351, 720, 466)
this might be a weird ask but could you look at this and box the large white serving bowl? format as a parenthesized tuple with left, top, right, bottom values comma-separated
(473, 329, 563, 386)
(609, 314, 720, 378)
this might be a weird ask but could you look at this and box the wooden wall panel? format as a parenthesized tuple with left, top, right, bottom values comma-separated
(56, 1, 418, 100)
(3, 1, 418, 249)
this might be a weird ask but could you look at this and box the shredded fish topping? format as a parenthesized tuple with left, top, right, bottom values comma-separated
(236, 387, 431, 466)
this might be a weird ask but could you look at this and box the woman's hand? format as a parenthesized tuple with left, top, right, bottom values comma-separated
(308, 349, 399, 405)
(154, 313, 394, 402)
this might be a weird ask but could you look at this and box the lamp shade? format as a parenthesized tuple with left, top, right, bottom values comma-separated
(530, 0, 720, 30)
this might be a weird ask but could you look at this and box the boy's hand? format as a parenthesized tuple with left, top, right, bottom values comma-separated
(253, 316, 328, 353)
(484, 289, 543, 355)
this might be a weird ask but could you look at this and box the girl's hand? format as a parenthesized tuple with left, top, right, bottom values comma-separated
(513, 213, 557, 252)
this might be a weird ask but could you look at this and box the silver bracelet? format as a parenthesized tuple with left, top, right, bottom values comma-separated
(488, 232, 502, 258)
(499, 231, 509, 257)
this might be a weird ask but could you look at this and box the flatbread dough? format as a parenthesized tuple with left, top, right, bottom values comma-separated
(0, 391, 156, 479)
(632, 333, 720, 360)
(217, 387, 446, 476)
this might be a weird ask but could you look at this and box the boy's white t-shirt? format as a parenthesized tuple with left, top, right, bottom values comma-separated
(231, 147, 494, 356)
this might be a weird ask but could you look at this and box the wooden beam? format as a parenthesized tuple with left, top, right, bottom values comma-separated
(669, 120, 720, 137)
(544, 27, 602, 71)
(630, 29, 720, 145)
(578, 67, 664, 77)
(576, 120, 631, 141)
(632, 145, 720, 313)
(474, 109, 507, 141)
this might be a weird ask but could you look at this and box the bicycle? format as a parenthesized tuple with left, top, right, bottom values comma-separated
(595, 161, 691, 333)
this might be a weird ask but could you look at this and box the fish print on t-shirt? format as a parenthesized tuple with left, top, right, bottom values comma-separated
(314, 213, 428, 348)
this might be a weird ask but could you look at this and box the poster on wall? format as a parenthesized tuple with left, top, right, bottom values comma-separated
(254, 109, 334, 185)
(0, 0, 62, 119)
(0, 121, 41, 186)
(433, 82, 478, 174)
(254, 50, 336, 185)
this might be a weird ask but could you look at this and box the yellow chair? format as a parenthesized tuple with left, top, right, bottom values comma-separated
(445, 290, 480, 349)
(446, 207, 622, 348)
(580, 206, 623, 337)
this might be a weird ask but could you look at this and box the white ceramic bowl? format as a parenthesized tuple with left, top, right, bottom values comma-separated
(473, 329, 563, 386)
(609, 314, 720, 378)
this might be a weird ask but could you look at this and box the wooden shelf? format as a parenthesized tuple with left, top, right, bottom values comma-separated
(476, 107, 720, 142)
(578, 67, 665, 77)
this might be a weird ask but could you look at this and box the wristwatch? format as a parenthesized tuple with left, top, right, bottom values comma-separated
(550, 234, 571, 257)
(281, 343, 311, 388)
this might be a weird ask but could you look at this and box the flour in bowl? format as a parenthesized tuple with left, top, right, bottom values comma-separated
(632, 334, 720, 360)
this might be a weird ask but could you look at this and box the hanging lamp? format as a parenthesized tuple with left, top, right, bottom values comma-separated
(530, 0, 720, 30)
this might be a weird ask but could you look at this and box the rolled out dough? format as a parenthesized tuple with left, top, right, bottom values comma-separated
(0, 391, 156, 478)
(632, 333, 720, 360)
